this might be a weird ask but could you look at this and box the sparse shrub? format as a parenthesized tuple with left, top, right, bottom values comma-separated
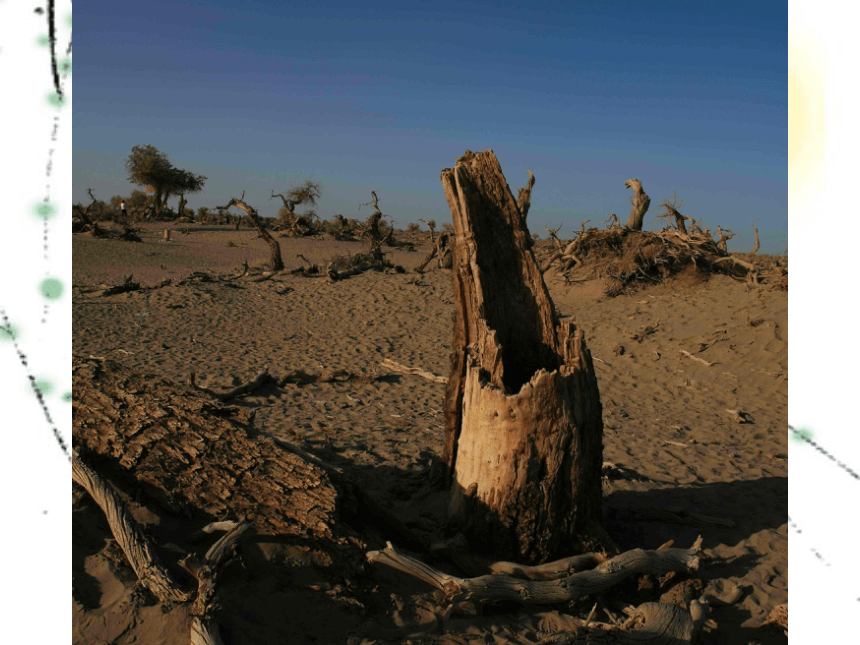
(441, 222, 454, 233)
(407, 222, 420, 232)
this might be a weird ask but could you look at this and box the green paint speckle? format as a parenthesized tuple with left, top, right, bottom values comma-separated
(0, 323, 19, 342)
(791, 426, 814, 443)
(46, 91, 66, 108)
(40, 277, 64, 300)
(62, 392, 73, 403)
(66, 13, 73, 28)
(34, 201, 57, 220)
(60, 57, 72, 76)
(33, 378, 55, 397)
(36, 34, 50, 47)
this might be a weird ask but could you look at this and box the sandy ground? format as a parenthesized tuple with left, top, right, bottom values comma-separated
(73, 222, 787, 644)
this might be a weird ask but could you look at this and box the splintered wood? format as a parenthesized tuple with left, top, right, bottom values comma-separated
(440, 150, 608, 562)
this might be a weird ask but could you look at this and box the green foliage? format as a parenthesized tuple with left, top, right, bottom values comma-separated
(125, 145, 206, 212)
(127, 190, 150, 212)
(125, 145, 173, 192)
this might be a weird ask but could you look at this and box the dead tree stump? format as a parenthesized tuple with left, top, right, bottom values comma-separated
(440, 150, 610, 564)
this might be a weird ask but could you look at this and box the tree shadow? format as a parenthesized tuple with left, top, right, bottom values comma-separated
(602, 476, 787, 571)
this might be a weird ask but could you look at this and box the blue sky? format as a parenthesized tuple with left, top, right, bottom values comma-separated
(74, 0, 787, 252)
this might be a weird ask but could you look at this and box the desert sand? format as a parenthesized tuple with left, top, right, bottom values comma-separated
(73, 222, 787, 644)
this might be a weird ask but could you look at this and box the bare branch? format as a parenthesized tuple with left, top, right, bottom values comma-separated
(516, 170, 535, 220)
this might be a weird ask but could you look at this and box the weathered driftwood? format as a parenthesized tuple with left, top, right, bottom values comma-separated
(367, 537, 702, 605)
(180, 522, 256, 645)
(74, 449, 257, 645)
(440, 149, 608, 562)
(72, 451, 193, 604)
(679, 350, 713, 367)
(430, 533, 606, 580)
(380, 358, 448, 384)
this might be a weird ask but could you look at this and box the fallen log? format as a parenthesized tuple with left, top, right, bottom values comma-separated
(367, 536, 703, 605)
(72, 451, 193, 604)
(430, 532, 606, 580)
(74, 449, 257, 645)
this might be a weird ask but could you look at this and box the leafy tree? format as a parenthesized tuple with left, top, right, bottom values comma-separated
(125, 145, 206, 215)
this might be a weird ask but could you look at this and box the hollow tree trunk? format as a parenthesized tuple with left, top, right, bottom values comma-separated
(440, 150, 609, 564)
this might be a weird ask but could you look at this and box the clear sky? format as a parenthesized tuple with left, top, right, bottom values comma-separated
(74, 0, 787, 253)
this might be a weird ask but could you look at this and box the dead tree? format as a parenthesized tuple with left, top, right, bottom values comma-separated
(419, 218, 437, 244)
(544, 224, 563, 249)
(416, 231, 453, 273)
(624, 179, 651, 231)
(356, 189, 398, 259)
(716, 225, 735, 253)
(270, 181, 322, 233)
(216, 192, 284, 271)
(605, 213, 621, 229)
(516, 170, 535, 220)
(751, 220, 760, 255)
(359, 190, 384, 249)
(72, 189, 104, 235)
(655, 193, 691, 235)
(440, 150, 610, 563)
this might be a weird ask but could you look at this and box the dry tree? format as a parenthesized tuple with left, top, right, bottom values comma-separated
(750, 219, 761, 255)
(716, 225, 735, 253)
(624, 178, 651, 231)
(270, 180, 322, 235)
(655, 192, 691, 234)
(358, 190, 387, 257)
(216, 192, 284, 271)
(73, 189, 142, 241)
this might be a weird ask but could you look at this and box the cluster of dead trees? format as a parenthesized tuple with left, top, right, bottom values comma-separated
(214, 190, 407, 279)
(536, 180, 781, 295)
(72, 189, 142, 242)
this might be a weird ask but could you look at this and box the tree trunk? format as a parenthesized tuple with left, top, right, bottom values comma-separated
(624, 179, 651, 231)
(440, 150, 609, 564)
(154, 185, 164, 214)
(72, 357, 344, 541)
